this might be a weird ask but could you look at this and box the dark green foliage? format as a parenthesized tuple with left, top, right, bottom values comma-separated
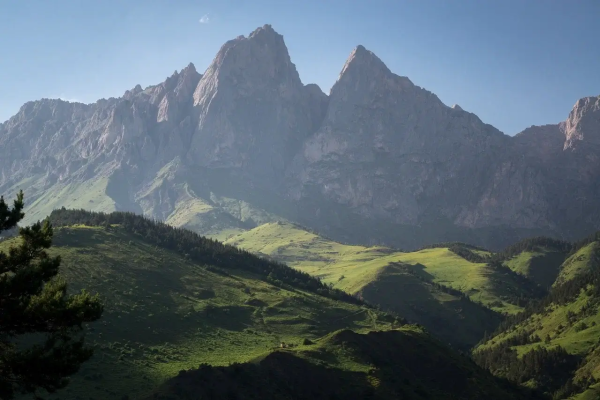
(482, 244, 600, 339)
(571, 231, 600, 256)
(473, 344, 580, 397)
(492, 237, 573, 262)
(473, 238, 600, 398)
(0, 192, 103, 399)
(48, 208, 365, 306)
(486, 260, 548, 305)
(394, 263, 502, 319)
(447, 244, 490, 263)
(146, 330, 542, 400)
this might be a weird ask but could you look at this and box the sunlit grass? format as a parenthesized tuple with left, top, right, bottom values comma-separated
(1, 226, 388, 400)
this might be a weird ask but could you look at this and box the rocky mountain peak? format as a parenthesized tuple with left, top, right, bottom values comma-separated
(331, 45, 416, 105)
(182, 62, 197, 74)
(248, 24, 279, 41)
(2, 23, 600, 248)
(564, 95, 600, 149)
(123, 84, 143, 100)
(338, 45, 391, 81)
(187, 24, 312, 185)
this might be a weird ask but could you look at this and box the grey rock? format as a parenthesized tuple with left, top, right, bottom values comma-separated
(1, 25, 599, 248)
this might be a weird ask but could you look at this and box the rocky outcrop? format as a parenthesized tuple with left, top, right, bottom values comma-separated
(564, 96, 600, 149)
(0, 25, 599, 248)
(288, 45, 509, 226)
(188, 25, 317, 188)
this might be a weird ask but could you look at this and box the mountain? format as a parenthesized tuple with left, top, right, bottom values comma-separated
(147, 329, 541, 400)
(1, 24, 600, 250)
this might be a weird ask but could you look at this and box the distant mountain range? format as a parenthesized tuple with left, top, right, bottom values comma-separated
(1, 24, 599, 249)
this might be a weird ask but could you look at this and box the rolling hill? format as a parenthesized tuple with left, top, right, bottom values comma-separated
(222, 221, 549, 349)
(473, 233, 600, 399)
(146, 328, 541, 400)
(224, 222, 541, 313)
(2, 210, 397, 400)
(503, 245, 568, 289)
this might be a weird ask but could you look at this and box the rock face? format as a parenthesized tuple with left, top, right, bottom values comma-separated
(287, 45, 510, 227)
(188, 25, 317, 188)
(1, 25, 599, 249)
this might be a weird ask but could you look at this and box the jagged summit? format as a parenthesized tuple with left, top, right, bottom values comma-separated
(2, 24, 600, 248)
(187, 23, 311, 182)
(195, 24, 297, 96)
(183, 62, 196, 73)
(564, 95, 600, 149)
(248, 24, 278, 38)
(338, 45, 391, 80)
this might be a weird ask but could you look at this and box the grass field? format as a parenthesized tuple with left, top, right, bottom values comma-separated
(478, 289, 600, 355)
(6, 175, 117, 227)
(219, 222, 554, 349)
(555, 242, 600, 286)
(572, 384, 600, 400)
(225, 222, 538, 315)
(1, 225, 391, 400)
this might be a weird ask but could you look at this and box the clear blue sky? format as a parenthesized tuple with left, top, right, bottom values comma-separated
(1, 0, 599, 134)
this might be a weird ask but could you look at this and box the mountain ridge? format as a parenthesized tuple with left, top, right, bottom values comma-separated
(1, 24, 599, 249)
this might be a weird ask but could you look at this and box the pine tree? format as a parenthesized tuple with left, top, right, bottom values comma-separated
(0, 191, 103, 399)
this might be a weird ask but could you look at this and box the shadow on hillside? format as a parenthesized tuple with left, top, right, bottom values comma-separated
(184, 166, 552, 251)
(145, 330, 541, 400)
(360, 263, 501, 350)
(528, 251, 567, 289)
(399, 262, 436, 281)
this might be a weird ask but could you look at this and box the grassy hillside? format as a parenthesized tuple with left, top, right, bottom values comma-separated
(2, 216, 394, 400)
(473, 237, 600, 399)
(225, 222, 540, 313)
(222, 222, 551, 349)
(555, 242, 600, 286)
(147, 328, 541, 400)
(4, 174, 118, 226)
(358, 262, 502, 350)
(503, 246, 567, 289)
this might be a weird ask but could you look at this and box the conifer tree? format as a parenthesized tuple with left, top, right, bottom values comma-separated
(0, 191, 103, 399)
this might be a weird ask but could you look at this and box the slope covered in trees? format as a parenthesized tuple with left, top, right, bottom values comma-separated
(473, 234, 600, 399)
(49, 209, 362, 305)
(29, 208, 600, 399)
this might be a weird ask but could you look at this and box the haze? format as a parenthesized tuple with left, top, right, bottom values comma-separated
(1, 0, 599, 134)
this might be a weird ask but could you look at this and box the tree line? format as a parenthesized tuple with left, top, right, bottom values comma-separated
(473, 238, 600, 398)
(473, 343, 581, 399)
(480, 244, 600, 339)
(49, 208, 367, 307)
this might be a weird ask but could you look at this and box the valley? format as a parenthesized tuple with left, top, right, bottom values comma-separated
(0, 209, 548, 399)
(1, 10, 599, 400)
